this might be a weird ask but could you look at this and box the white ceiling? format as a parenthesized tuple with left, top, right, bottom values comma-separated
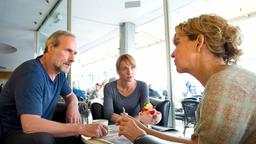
(0, 0, 58, 72)
(0, 0, 165, 72)
(1, 0, 256, 72)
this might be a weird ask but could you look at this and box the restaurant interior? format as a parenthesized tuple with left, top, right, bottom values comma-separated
(1, 0, 256, 141)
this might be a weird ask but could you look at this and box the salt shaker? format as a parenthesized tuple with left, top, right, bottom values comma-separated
(79, 101, 93, 124)
(86, 109, 93, 124)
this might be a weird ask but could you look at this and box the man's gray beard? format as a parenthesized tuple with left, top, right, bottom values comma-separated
(57, 64, 70, 74)
(61, 67, 70, 74)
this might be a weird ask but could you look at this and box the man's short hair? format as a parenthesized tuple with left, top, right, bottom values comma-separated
(44, 30, 75, 53)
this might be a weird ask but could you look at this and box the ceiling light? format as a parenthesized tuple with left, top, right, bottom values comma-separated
(0, 43, 17, 54)
(0, 66, 6, 70)
(125, 0, 141, 8)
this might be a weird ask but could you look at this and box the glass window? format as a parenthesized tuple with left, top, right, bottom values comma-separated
(235, 16, 256, 72)
(71, 0, 167, 99)
(71, 33, 119, 91)
(132, 13, 168, 100)
(167, 0, 256, 109)
(37, 0, 68, 55)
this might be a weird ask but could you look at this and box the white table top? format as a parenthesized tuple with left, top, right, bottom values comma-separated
(81, 125, 132, 144)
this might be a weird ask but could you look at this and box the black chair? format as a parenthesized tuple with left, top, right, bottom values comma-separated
(90, 102, 104, 119)
(192, 94, 202, 98)
(53, 99, 171, 127)
(175, 108, 185, 122)
(89, 99, 170, 127)
(183, 97, 199, 101)
(149, 98, 170, 127)
(192, 94, 202, 101)
(52, 102, 67, 123)
(181, 99, 199, 135)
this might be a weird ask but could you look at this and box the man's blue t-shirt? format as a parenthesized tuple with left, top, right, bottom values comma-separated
(0, 56, 71, 130)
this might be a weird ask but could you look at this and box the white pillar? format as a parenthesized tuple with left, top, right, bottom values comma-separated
(119, 22, 135, 55)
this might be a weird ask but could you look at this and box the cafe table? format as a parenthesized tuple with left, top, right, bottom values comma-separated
(81, 125, 186, 144)
(81, 125, 132, 144)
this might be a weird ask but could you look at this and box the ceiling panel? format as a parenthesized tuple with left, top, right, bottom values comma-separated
(1, 0, 256, 72)
(0, 0, 58, 72)
(72, 0, 163, 51)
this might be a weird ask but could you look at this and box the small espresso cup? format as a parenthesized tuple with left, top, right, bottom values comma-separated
(92, 119, 109, 126)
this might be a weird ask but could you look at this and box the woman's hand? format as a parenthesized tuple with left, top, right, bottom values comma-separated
(79, 124, 108, 138)
(138, 111, 162, 125)
(111, 113, 122, 124)
(118, 115, 146, 142)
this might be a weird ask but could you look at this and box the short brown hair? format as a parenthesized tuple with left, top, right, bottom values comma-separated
(116, 54, 136, 71)
(44, 30, 75, 53)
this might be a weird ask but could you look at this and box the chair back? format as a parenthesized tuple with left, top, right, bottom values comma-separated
(52, 102, 67, 123)
(183, 97, 198, 101)
(181, 99, 199, 125)
(184, 96, 202, 102)
(150, 98, 170, 127)
(90, 99, 170, 126)
(90, 102, 104, 119)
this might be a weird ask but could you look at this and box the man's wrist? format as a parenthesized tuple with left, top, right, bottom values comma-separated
(134, 133, 147, 142)
(76, 124, 83, 135)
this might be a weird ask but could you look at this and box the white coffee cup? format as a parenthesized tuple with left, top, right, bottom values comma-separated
(92, 119, 108, 126)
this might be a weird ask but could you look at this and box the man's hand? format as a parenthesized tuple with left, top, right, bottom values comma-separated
(64, 93, 81, 123)
(79, 124, 108, 138)
(66, 103, 81, 123)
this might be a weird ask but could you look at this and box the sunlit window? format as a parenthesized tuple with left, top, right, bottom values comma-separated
(168, 0, 256, 109)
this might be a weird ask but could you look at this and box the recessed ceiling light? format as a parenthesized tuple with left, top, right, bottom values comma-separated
(0, 43, 17, 54)
(125, 0, 141, 8)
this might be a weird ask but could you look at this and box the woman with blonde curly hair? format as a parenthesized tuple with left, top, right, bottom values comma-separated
(118, 14, 256, 144)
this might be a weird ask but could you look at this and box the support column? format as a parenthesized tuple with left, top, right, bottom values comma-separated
(67, 0, 72, 86)
(119, 22, 135, 55)
(163, 0, 175, 128)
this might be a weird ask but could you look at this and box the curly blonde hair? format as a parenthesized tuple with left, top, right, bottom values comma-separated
(175, 14, 243, 64)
